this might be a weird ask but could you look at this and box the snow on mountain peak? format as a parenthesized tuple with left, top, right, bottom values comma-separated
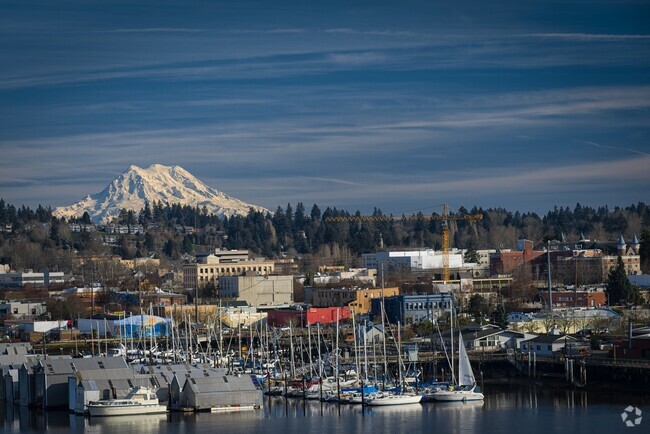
(53, 164, 267, 223)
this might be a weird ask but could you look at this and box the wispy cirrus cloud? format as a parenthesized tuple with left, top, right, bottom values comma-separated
(522, 33, 650, 41)
(96, 28, 209, 33)
(324, 28, 421, 37)
(584, 141, 650, 156)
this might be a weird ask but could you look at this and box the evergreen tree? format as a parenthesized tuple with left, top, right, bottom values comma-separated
(606, 256, 642, 305)
(640, 228, 650, 274)
(492, 304, 508, 330)
(310, 204, 321, 221)
(467, 294, 487, 317)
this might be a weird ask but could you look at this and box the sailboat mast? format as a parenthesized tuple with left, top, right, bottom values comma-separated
(289, 321, 295, 378)
(380, 265, 388, 385)
(450, 298, 455, 384)
(317, 323, 322, 379)
(363, 320, 369, 382)
(351, 309, 360, 378)
(335, 309, 340, 378)
(307, 323, 313, 379)
(397, 322, 402, 390)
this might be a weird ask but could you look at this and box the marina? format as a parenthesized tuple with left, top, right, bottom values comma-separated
(1, 384, 649, 434)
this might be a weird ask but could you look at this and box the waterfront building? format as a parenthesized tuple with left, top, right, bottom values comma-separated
(433, 325, 528, 352)
(172, 370, 262, 412)
(68, 358, 153, 414)
(521, 334, 579, 356)
(35, 357, 129, 409)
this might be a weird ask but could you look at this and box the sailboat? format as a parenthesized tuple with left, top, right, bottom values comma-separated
(364, 323, 422, 406)
(431, 332, 484, 402)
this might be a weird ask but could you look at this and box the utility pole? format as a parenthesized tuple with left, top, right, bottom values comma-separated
(194, 286, 199, 325)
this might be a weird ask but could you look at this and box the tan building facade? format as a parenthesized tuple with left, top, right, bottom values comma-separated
(183, 250, 275, 290)
(218, 275, 293, 306)
(348, 287, 400, 315)
(183, 260, 275, 290)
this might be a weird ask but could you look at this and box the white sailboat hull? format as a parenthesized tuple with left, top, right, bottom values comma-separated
(365, 394, 423, 406)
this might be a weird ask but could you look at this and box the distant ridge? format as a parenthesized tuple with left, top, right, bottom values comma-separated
(53, 164, 267, 223)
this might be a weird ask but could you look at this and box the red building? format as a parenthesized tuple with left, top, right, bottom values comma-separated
(267, 306, 351, 327)
(614, 336, 650, 360)
(490, 240, 545, 275)
(540, 290, 607, 308)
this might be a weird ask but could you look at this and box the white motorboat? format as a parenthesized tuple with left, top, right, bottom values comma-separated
(87, 386, 168, 416)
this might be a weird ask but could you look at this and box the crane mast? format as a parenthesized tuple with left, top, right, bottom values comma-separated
(325, 204, 482, 283)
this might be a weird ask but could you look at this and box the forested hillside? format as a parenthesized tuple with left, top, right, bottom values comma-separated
(0, 198, 648, 273)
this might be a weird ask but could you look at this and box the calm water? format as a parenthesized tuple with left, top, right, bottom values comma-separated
(1, 385, 648, 434)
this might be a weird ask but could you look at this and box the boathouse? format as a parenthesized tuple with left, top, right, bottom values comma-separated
(67, 357, 156, 414)
(34, 356, 124, 408)
(175, 372, 262, 411)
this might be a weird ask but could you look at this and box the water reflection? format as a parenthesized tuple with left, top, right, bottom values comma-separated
(84, 413, 169, 433)
(428, 400, 484, 412)
(366, 403, 424, 415)
(1, 385, 649, 434)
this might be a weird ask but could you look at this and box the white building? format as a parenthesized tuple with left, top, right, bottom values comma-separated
(362, 250, 464, 276)
(313, 268, 377, 286)
(0, 301, 47, 319)
(0, 270, 66, 288)
(507, 312, 534, 323)
(521, 334, 579, 356)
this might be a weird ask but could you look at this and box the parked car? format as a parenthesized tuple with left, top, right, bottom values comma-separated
(598, 339, 615, 350)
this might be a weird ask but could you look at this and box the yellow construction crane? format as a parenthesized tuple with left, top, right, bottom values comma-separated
(325, 204, 482, 282)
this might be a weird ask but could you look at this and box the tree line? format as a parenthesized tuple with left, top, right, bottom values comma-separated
(0, 198, 649, 274)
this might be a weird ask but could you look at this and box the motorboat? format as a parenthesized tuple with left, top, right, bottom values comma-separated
(87, 386, 168, 416)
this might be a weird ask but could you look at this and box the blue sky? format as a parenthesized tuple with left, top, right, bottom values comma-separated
(1, 0, 649, 216)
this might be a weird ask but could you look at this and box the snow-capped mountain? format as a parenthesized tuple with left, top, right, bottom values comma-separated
(54, 164, 268, 223)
